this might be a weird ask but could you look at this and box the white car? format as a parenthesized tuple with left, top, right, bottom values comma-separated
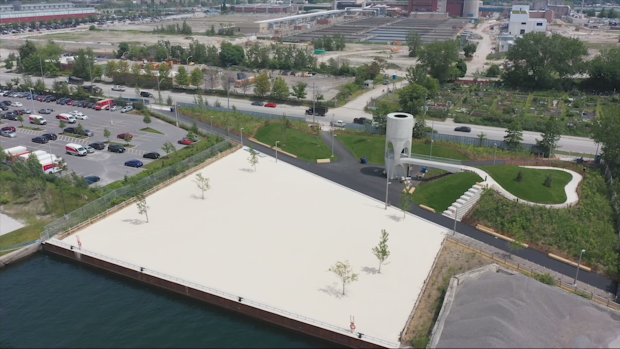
(110, 105, 122, 111)
(70, 111, 88, 119)
(1, 130, 16, 138)
(86, 145, 95, 153)
(111, 85, 126, 92)
(334, 120, 346, 127)
(120, 106, 133, 113)
(11, 102, 23, 107)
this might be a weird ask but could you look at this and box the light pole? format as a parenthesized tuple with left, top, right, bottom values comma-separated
(573, 249, 585, 286)
(384, 137, 390, 210)
(240, 127, 244, 147)
(430, 139, 434, 160)
(275, 141, 279, 163)
(493, 143, 497, 165)
(186, 55, 192, 66)
(210, 116, 214, 132)
(312, 82, 316, 124)
(429, 118, 434, 159)
(28, 87, 35, 112)
(156, 77, 164, 104)
(331, 113, 335, 158)
(174, 99, 179, 127)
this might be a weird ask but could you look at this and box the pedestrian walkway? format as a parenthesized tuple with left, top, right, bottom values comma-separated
(15, 127, 43, 136)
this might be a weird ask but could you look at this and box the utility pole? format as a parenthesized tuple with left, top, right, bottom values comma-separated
(312, 82, 316, 124)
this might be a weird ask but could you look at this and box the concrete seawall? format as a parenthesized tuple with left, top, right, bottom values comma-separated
(42, 242, 384, 349)
(0, 243, 41, 268)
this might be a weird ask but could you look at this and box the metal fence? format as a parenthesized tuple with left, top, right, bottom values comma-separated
(343, 123, 382, 134)
(40, 140, 232, 241)
(427, 132, 538, 152)
(177, 102, 306, 123)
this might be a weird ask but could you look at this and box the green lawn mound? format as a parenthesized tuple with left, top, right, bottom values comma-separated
(254, 123, 333, 162)
(481, 166, 573, 204)
(336, 135, 470, 165)
(411, 172, 482, 212)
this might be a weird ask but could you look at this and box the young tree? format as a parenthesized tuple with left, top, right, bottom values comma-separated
(193, 173, 211, 200)
(134, 84, 141, 99)
(486, 64, 501, 77)
(406, 30, 423, 58)
(463, 43, 477, 58)
(124, 134, 132, 146)
(254, 72, 271, 97)
(371, 229, 390, 273)
(103, 128, 111, 143)
(504, 121, 523, 150)
(139, 112, 151, 129)
(190, 67, 204, 86)
(291, 82, 307, 101)
(399, 189, 415, 218)
(175, 66, 189, 86)
(536, 116, 562, 157)
(397, 84, 427, 116)
(136, 193, 150, 223)
(17, 115, 24, 127)
(328, 260, 359, 296)
(270, 77, 289, 100)
(477, 132, 487, 146)
(205, 69, 220, 91)
(248, 145, 259, 172)
(161, 141, 176, 159)
(59, 120, 66, 130)
(166, 95, 173, 106)
(76, 123, 84, 135)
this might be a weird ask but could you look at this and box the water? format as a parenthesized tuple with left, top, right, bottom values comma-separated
(0, 254, 334, 348)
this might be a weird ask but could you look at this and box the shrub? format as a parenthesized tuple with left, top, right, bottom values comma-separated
(0, 196, 9, 205)
(544, 174, 553, 188)
(89, 25, 96, 31)
(534, 272, 556, 286)
(516, 170, 524, 182)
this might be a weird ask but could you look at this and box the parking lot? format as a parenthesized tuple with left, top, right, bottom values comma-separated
(1, 98, 189, 186)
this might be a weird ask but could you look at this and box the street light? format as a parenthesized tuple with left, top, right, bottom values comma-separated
(573, 249, 586, 286)
(493, 143, 497, 165)
(174, 99, 179, 127)
(331, 113, 335, 158)
(384, 137, 390, 210)
(156, 77, 165, 104)
(186, 55, 192, 66)
(430, 139, 434, 160)
(275, 141, 279, 163)
(240, 127, 244, 147)
(28, 87, 35, 112)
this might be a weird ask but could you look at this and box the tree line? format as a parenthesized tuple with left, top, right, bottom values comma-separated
(313, 34, 346, 51)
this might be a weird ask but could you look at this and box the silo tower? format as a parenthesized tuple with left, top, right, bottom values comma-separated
(385, 112, 415, 180)
(463, 0, 480, 18)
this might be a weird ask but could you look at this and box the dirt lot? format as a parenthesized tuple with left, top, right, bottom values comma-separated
(400, 239, 494, 348)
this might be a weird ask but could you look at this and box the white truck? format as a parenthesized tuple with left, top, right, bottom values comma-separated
(40, 157, 62, 174)
(18, 151, 60, 164)
(3, 146, 28, 159)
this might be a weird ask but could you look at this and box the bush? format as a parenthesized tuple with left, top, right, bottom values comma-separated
(516, 170, 524, 183)
(544, 174, 553, 188)
(89, 25, 96, 31)
(534, 272, 556, 286)
(0, 196, 9, 205)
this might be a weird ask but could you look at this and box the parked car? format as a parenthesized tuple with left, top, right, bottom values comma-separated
(0, 130, 16, 138)
(111, 85, 126, 91)
(140, 91, 153, 98)
(32, 136, 48, 144)
(39, 108, 53, 114)
(353, 117, 369, 125)
(110, 105, 122, 111)
(89, 142, 106, 150)
(333, 120, 346, 127)
(84, 176, 101, 185)
(383, 80, 390, 85)
(86, 102, 96, 108)
(0, 105, 7, 111)
(64, 127, 78, 134)
(66, 100, 77, 106)
(42, 133, 58, 141)
(45, 96, 57, 102)
(454, 126, 472, 133)
(264, 103, 277, 108)
(11, 101, 23, 107)
(178, 138, 194, 145)
(79, 129, 94, 137)
(108, 144, 126, 153)
(143, 152, 160, 159)
(120, 106, 133, 113)
(1, 126, 16, 132)
(70, 110, 85, 117)
(124, 159, 144, 168)
(86, 145, 95, 153)
(117, 133, 133, 140)
(4, 113, 18, 121)
(251, 101, 264, 106)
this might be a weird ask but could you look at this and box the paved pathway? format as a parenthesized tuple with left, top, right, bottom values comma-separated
(0, 212, 24, 237)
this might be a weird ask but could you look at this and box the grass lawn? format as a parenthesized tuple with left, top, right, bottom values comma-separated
(336, 135, 470, 165)
(411, 172, 482, 212)
(62, 133, 88, 139)
(20, 126, 45, 131)
(140, 127, 164, 135)
(254, 123, 334, 162)
(109, 141, 136, 148)
(481, 165, 573, 204)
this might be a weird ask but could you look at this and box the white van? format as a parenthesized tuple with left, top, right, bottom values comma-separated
(66, 143, 87, 156)
(29, 114, 47, 125)
(57, 113, 77, 124)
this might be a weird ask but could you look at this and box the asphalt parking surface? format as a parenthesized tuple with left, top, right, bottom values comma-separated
(1, 98, 189, 186)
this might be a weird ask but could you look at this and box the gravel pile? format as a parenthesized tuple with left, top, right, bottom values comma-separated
(435, 271, 620, 348)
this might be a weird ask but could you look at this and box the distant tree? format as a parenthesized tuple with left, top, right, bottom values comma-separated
(516, 170, 524, 183)
(161, 141, 176, 159)
(103, 128, 111, 143)
(397, 84, 427, 116)
(134, 84, 141, 99)
(536, 116, 562, 157)
(190, 67, 204, 87)
(400, 189, 415, 218)
(136, 194, 149, 223)
(328, 260, 359, 296)
(143, 114, 152, 129)
(544, 174, 553, 188)
(455, 59, 467, 77)
(371, 229, 390, 273)
(291, 82, 307, 101)
(204, 69, 220, 91)
(270, 77, 289, 100)
(504, 121, 523, 150)
(412, 115, 427, 139)
(175, 66, 190, 86)
(485, 64, 501, 77)
(59, 120, 66, 130)
(247, 145, 259, 171)
(463, 43, 477, 58)
(124, 134, 132, 146)
(254, 72, 271, 97)
(477, 132, 487, 146)
(193, 173, 211, 200)
(76, 123, 84, 135)
(417, 40, 460, 83)
(406, 30, 423, 58)
(4, 59, 14, 70)
(166, 95, 173, 106)
(219, 42, 245, 66)
(17, 115, 24, 127)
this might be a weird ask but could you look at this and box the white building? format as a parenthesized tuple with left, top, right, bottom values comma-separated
(497, 35, 515, 53)
(508, 5, 547, 36)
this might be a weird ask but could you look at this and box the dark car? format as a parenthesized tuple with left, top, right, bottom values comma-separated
(454, 126, 472, 133)
(124, 159, 144, 168)
(84, 176, 101, 185)
(143, 152, 160, 159)
(43, 96, 55, 102)
(2, 126, 16, 132)
(108, 144, 126, 153)
(89, 142, 106, 150)
(86, 102, 96, 108)
(4, 113, 18, 121)
(353, 117, 369, 125)
(41, 133, 58, 141)
(140, 91, 154, 98)
(32, 136, 48, 144)
(66, 100, 77, 106)
(251, 101, 264, 106)
(13, 109, 26, 115)
(0, 105, 8, 111)
(64, 127, 78, 134)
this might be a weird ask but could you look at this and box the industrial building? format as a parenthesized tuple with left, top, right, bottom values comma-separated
(0, 2, 95, 24)
(508, 5, 548, 35)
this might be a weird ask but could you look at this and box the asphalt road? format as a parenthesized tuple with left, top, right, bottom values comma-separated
(0, 71, 599, 155)
(168, 109, 617, 295)
(1, 99, 189, 186)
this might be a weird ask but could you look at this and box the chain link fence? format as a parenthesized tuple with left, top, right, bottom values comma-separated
(177, 102, 306, 123)
(41, 140, 232, 241)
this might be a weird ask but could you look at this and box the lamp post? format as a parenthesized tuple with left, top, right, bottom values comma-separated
(573, 249, 586, 286)
(430, 139, 434, 160)
(331, 113, 335, 158)
(156, 77, 164, 104)
(174, 99, 179, 127)
(240, 127, 244, 147)
(493, 143, 497, 165)
(275, 141, 279, 163)
(186, 55, 192, 66)
(384, 136, 390, 210)
(28, 87, 35, 112)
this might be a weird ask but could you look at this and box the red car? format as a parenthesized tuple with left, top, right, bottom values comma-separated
(178, 138, 194, 145)
(1, 126, 16, 132)
(66, 100, 78, 106)
(264, 103, 277, 108)
(36, 95, 48, 101)
(117, 133, 133, 140)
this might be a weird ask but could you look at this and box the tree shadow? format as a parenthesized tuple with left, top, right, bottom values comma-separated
(387, 214, 402, 222)
(319, 282, 343, 299)
(122, 218, 145, 225)
(239, 168, 254, 173)
(361, 266, 379, 275)
(189, 194, 203, 200)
